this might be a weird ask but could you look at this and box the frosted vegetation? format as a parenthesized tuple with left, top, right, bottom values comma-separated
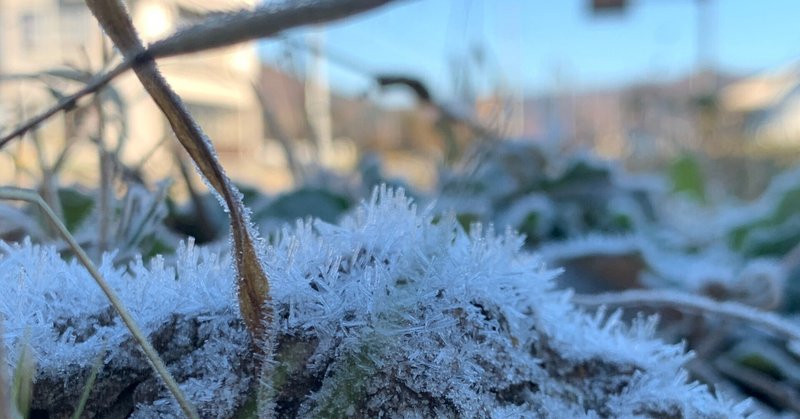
(2, 186, 755, 417)
(4, 140, 799, 416)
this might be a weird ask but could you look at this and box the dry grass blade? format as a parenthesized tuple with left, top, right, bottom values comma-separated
(0, 325, 17, 419)
(71, 344, 106, 419)
(11, 339, 33, 419)
(84, 0, 271, 343)
(0, 187, 198, 419)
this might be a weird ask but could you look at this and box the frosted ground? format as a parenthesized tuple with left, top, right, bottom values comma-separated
(1, 186, 756, 417)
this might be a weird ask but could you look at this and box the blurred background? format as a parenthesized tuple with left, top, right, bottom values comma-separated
(3, 0, 800, 199)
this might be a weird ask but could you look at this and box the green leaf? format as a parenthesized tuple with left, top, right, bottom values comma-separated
(668, 154, 706, 203)
(57, 187, 94, 233)
(257, 188, 351, 224)
(729, 185, 800, 256)
(456, 213, 480, 232)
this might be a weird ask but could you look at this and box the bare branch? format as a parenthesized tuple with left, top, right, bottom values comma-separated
(0, 62, 130, 149)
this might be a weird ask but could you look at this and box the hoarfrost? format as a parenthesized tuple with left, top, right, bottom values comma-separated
(262, 186, 751, 417)
(0, 238, 251, 417)
(1, 186, 753, 417)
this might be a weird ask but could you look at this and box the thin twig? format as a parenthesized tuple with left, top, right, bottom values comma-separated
(0, 187, 198, 419)
(171, 145, 215, 242)
(572, 289, 800, 343)
(252, 82, 304, 183)
(282, 36, 499, 140)
(0, 62, 131, 149)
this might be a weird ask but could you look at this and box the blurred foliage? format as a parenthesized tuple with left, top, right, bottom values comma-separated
(254, 188, 351, 225)
(668, 153, 707, 203)
(57, 187, 95, 233)
(729, 179, 800, 258)
(439, 141, 656, 246)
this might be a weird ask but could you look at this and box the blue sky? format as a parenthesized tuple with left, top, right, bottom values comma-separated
(261, 0, 800, 101)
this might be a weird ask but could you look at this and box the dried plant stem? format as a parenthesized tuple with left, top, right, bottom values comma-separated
(252, 82, 304, 183)
(85, 0, 271, 342)
(284, 37, 498, 140)
(147, 0, 397, 59)
(172, 145, 214, 239)
(573, 289, 800, 343)
(95, 97, 112, 258)
(0, 187, 199, 419)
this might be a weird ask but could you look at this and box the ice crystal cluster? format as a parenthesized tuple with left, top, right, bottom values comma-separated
(1, 187, 751, 417)
(263, 187, 750, 417)
(1, 239, 253, 417)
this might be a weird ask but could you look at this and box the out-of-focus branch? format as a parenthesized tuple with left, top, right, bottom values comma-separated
(283, 37, 499, 140)
(147, 0, 397, 59)
(0, 0, 400, 149)
(252, 82, 305, 183)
